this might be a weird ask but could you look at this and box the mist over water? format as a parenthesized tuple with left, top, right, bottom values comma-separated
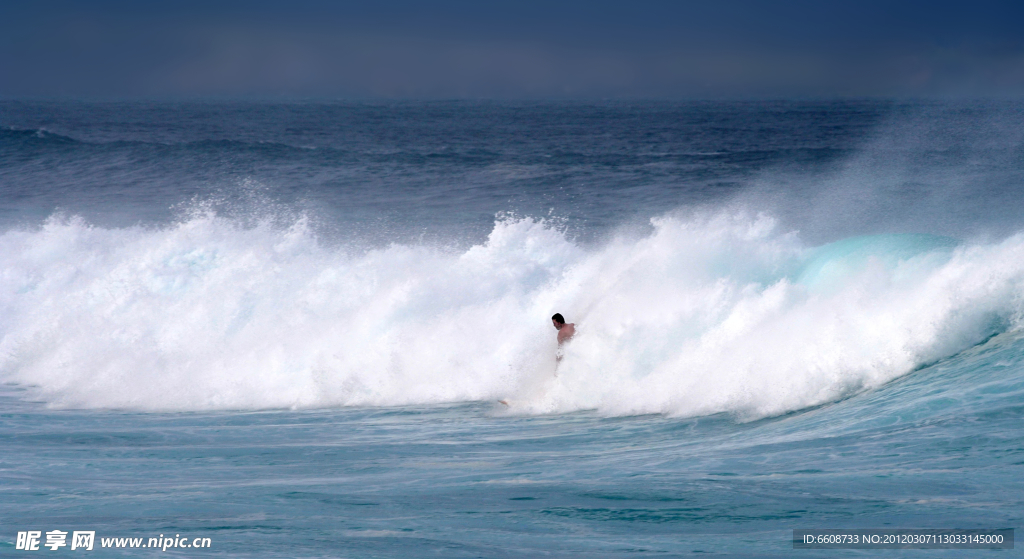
(744, 100, 1024, 244)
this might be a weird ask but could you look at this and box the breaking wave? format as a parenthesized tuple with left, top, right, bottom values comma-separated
(3, 209, 1024, 418)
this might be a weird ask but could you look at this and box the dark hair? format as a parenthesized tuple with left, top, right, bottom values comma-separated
(551, 313, 565, 324)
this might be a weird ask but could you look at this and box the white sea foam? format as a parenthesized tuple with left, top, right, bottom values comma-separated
(2, 209, 1024, 418)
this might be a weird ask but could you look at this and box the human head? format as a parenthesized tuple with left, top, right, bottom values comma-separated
(551, 313, 565, 326)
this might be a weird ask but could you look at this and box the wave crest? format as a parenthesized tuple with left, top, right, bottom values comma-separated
(2, 210, 1022, 418)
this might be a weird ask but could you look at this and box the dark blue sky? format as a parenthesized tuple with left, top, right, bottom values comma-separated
(2, 0, 1023, 98)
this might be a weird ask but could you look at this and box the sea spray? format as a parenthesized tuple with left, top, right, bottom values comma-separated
(2, 209, 1023, 418)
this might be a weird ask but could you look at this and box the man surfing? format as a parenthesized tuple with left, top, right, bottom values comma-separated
(551, 313, 575, 346)
(498, 313, 575, 406)
(552, 313, 575, 374)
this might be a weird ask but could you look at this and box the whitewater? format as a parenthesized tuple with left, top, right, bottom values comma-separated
(2, 99, 1022, 558)
(2, 208, 1022, 419)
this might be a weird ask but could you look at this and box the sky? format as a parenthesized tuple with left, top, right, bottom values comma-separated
(1, 0, 1023, 99)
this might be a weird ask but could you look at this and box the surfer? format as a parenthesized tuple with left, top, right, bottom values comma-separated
(552, 313, 575, 347)
(499, 313, 576, 405)
(551, 313, 575, 377)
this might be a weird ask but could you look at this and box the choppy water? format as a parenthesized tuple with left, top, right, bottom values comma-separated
(1, 100, 1023, 557)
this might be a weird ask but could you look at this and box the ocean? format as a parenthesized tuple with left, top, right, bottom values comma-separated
(1, 99, 1022, 557)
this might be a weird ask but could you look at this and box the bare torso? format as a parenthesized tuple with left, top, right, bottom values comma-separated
(552, 319, 575, 373)
(556, 322, 575, 345)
